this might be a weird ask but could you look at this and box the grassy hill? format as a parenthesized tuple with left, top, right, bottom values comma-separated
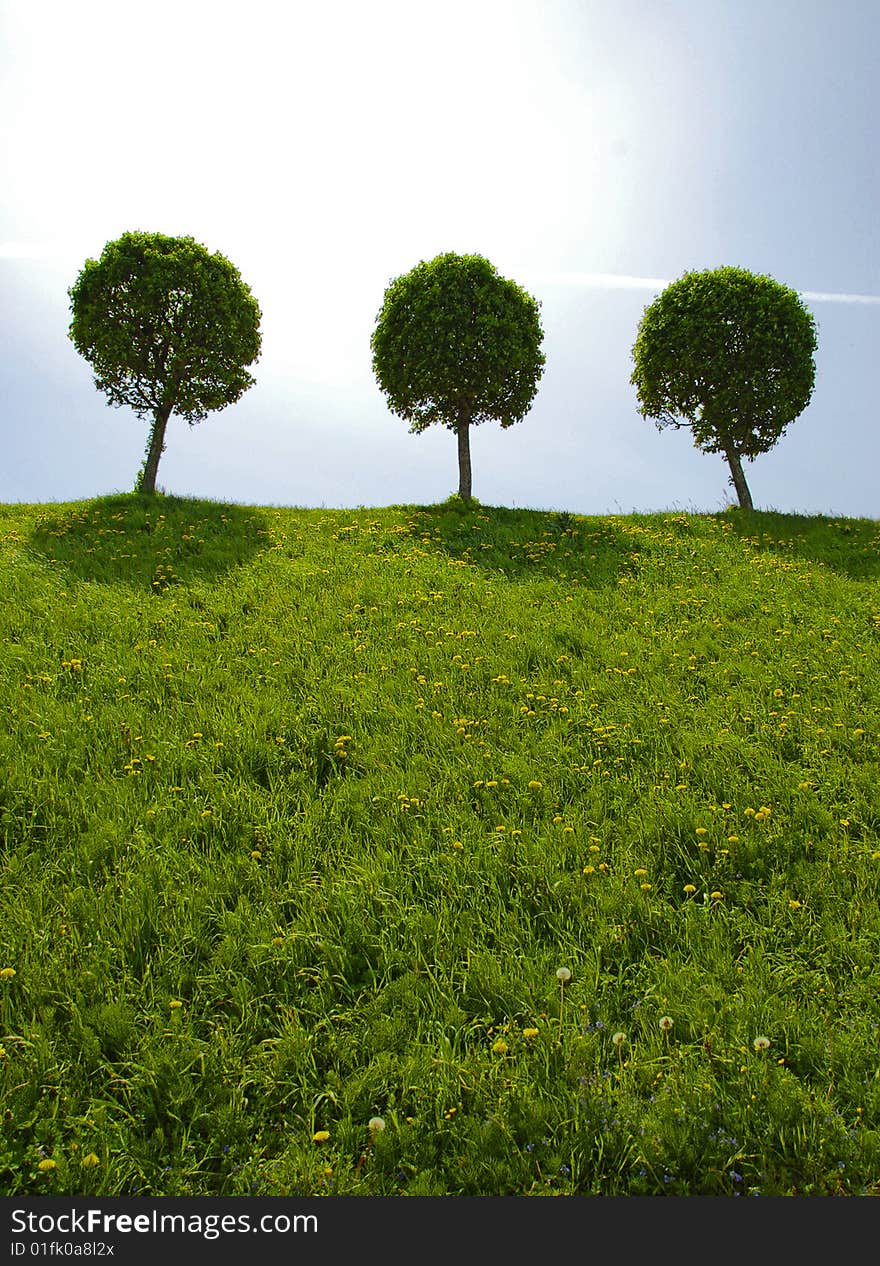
(1, 492, 879, 1196)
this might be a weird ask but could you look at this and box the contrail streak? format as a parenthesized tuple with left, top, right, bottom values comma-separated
(523, 269, 880, 305)
(4, 245, 880, 306)
(798, 290, 880, 305)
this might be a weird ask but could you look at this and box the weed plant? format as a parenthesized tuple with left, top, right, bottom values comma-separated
(1, 493, 879, 1196)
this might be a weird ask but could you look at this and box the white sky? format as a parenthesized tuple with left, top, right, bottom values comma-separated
(2, 0, 878, 515)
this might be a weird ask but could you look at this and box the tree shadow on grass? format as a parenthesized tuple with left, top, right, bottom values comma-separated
(713, 508, 880, 581)
(29, 493, 270, 591)
(391, 501, 642, 589)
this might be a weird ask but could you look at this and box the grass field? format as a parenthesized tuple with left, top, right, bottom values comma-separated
(1, 491, 878, 1196)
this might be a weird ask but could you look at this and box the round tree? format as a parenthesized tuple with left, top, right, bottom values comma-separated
(370, 252, 545, 504)
(630, 266, 817, 509)
(69, 230, 262, 495)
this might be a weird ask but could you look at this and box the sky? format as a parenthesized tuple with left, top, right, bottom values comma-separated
(2, 0, 878, 517)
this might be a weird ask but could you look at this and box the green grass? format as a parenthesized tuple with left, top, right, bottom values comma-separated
(1, 491, 879, 1197)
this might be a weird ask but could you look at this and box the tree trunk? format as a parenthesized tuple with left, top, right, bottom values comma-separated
(139, 403, 173, 495)
(456, 416, 472, 503)
(723, 444, 754, 510)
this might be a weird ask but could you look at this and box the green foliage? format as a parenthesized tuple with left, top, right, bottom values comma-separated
(370, 252, 545, 434)
(439, 492, 482, 513)
(1, 495, 879, 1195)
(68, 230, 262, 425)
(630, 266, 818, 459)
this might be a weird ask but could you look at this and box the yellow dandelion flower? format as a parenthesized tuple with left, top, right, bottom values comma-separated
(583, 865, 595, 875)
(695, 828, 708, 836)
(634, 868, 648, 877)
(0, 967, 16, 980)
(37, 1159, 57, 1172)
(710, 890, 724, 900)
(528, 781, 543, 790)
(312, 1131, 330, 1143)
(640, 882, 652, 891)
(492, 1038, 509, 1055)
(81, 1153, 100, 1168)
(522, 1028, 539, 1039)
(169, 999, 183, 1009)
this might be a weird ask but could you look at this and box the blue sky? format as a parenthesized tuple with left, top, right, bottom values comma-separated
(2, 0, 878, 516)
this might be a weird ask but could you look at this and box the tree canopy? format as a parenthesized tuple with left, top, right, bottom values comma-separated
(630, 266, 818, 509)
(68, 230, 262, 494)
(370, 252, 545, 502)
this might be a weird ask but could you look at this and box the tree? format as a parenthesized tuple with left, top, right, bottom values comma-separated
(630, 266, 817, 510)
(370, 252, 545, 504)
(68, 230, 262, 495)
